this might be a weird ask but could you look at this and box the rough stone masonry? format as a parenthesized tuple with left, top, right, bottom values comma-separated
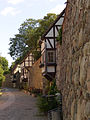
(56, 0, 90, 120)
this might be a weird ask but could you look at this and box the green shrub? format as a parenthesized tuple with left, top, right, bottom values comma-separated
(37, 80, 60, 114)
(37, 96, 49, 114)
(37, 96, 58, 114)
(0, 66, 5, 87)
(48, 80, 59, 95)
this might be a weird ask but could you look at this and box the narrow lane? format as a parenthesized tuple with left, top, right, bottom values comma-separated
(0, 89, 47, 120)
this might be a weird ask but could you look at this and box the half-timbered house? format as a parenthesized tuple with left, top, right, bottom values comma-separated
(11, 64, 21, 88)
(40, 9, 65, 80)
(20, 52, 34, 87)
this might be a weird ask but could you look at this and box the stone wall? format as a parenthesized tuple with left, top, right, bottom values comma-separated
(56, 0, 90, 120)
(29, 58, 43, 90)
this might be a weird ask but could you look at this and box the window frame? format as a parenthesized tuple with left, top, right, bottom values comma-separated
(47, 51, 55, 63)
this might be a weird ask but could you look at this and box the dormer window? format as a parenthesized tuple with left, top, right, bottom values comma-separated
(47, 51, 55, 63)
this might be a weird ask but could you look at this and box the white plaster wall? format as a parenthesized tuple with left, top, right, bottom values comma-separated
(46, 39, 54, 48)
(47, 66, 55, 72)
(46, 28, 53, 37)
(55, 17, 64, 25)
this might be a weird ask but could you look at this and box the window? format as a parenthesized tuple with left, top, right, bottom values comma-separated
(47, 51, 55, 63)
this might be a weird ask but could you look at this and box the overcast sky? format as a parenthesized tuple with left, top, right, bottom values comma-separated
(0, 0, 66, 66)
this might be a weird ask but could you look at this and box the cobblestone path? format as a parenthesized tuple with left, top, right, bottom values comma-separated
(0, 88, 47, 120)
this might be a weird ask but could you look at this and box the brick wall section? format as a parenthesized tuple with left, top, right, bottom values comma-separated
(56, 0, 90, 120)
(29, 58, 43, 90)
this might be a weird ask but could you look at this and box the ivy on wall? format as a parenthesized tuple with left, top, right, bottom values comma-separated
(56, 27, 62, 45)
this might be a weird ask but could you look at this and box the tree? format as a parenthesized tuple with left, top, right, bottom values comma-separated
(37, 13, 57, 35)
(0, 57, 9, 73)
(9, 13, 57, 60)
(9, 19, 38, 60)
(0, 65, 5, 87)
(9, 34, 29, 59)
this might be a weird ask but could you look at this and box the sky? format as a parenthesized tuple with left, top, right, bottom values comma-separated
(0, 0, 66, 66)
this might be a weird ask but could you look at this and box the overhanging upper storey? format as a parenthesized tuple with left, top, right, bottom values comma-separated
(40, 9, 65, 80)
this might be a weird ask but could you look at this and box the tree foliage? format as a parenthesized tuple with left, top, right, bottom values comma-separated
(0, 65, 5, 81)
(0, 57, 9, 73)
(0, 65, 5, 87)
(56, 27, 62, 45)
(0, 56, 9, 87)
(9, 13, 57, 60)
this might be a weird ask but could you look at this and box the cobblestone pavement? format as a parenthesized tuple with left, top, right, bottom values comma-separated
(0, 88, 47, 120)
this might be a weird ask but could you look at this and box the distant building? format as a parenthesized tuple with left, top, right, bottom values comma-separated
(11, 51, 43, 93)
(20, 52, 34, 88)
(11, 64, 21, 88)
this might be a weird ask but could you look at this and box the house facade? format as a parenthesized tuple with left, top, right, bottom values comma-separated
(11, 64, 21, 88)
(20, 52, 34, 88)
(40, 9, 65, 81)
(12, 51, 44, 92)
